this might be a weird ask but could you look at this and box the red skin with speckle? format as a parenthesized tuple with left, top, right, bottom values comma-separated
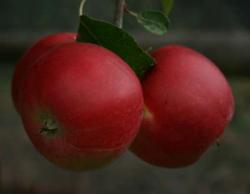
(12, 33, 76, 113)
(19, 42, 143, 171)
(131, 45, 235, 168)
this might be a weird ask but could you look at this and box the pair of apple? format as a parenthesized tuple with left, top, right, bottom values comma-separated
(12, 33, 234, 171)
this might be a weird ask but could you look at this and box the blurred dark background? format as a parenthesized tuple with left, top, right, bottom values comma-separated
(0, 0, 250, 194)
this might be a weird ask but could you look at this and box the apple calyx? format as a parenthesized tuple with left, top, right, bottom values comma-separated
(40, 117, 59, 136)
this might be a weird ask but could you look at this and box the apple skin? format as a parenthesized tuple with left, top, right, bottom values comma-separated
(12, 33, 76, 113)
(19, 42, 143, 171)
(131, 45, 235, 168)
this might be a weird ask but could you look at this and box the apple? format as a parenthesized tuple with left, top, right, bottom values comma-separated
(18, 42, 143, 171)
(12, 33, 76, 113)
(131, 45, 235, 168)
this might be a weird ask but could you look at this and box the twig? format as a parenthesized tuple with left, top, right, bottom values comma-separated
(124, 6, 138, 17)
(114, 0, 126, 28)
(79, 0, 87, 16)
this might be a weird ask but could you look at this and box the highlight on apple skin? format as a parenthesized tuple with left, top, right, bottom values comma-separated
(15, 41, 144, 171)
(130, 45, 235, 168)
(12, 33, 76, 113)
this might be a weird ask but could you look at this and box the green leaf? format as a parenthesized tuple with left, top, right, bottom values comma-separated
(77, 15, 154, 78)
(161, 0, 174, 15)
(137, 11, 170, 35)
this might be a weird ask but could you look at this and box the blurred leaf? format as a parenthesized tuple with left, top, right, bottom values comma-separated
(137, 11, 170, 35)
(161, 0, 174, 15)
(77, 15, 154, 78)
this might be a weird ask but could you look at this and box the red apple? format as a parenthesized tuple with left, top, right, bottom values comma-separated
(12, 33, 76, 113)
(131, 45, 235, 168)
(19, 42, 143, 171)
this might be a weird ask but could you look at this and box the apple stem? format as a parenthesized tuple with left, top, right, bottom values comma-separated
(114, 0, 126, 28)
